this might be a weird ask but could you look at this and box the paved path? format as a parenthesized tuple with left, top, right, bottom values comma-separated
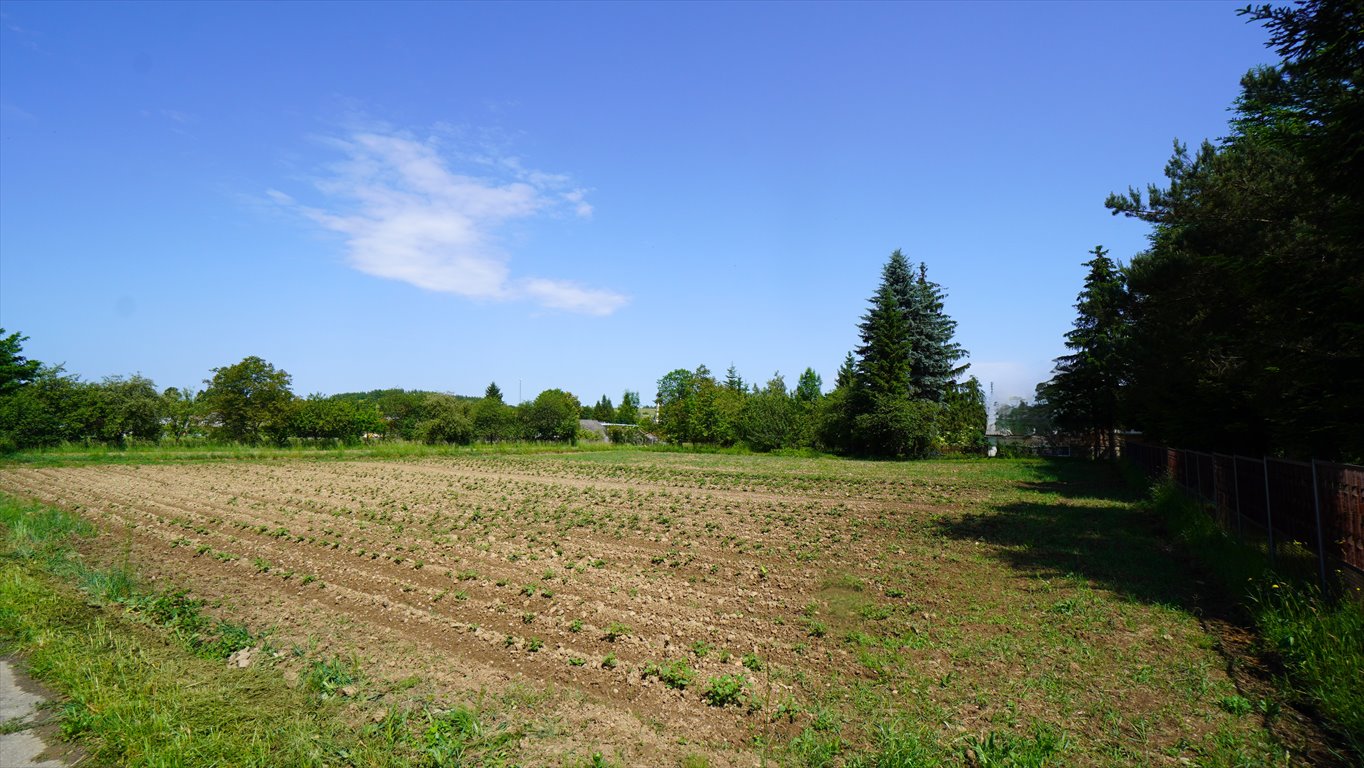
(0, 659, 77, 768)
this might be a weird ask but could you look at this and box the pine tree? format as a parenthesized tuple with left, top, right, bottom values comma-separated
(855, 282, 913, 402)
(1047, 246, 1126, 458)
(908, 263, 968, 402)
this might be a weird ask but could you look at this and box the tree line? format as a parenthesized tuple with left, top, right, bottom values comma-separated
(2, 247, 986, 457)
(1030, 1, 1362, 462)
(0, 338, 602, 450)
(653, 250, 986, 457)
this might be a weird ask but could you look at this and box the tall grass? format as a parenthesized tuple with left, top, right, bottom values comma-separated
(1150, 479, 1364, 756)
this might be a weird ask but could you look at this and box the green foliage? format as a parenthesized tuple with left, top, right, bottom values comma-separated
(1151, 479, 1364, 755)
(303, 657, 361, 700)
(1250, 582, 1364, 753)
(960, 724, 1070, 767)
(1042, 245, 1126, 459)
(590, 394, 616, 422)
(292, 393, 383, 443)
(853, 395, 938, 459)
(0, 328, 43, 396)
(615, 390, 641, 424)
(939, 376, 987, 453)
(642, 658, 694, 690)
(414, 393, 474, 445)
(995, 394, 1054, 437)
(522, 388, 581, 443)
(656, 365, 740, 446)
(200, 356, 296, 445)
(739, 374, 799, 452)
(700, 673, 748, 707)
(1103, 1, 1363, 460)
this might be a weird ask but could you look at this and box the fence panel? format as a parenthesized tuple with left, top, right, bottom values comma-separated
(1123, 440, 1364, 593)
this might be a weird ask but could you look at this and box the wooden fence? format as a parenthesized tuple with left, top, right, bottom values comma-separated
(1123, 441, 1364, 593)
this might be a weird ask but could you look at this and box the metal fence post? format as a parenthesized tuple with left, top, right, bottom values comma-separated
(1194, 452, 1203, 502)
(1264, 456, 1276, 567)
(1311, 460, 1328, 591)
(1233, 456, 1243, 542)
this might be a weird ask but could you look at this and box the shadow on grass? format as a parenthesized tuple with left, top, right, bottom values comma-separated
(935, 459, 1222, 616)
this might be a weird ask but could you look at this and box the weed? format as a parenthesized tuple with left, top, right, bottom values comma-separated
(1217, 694, 1253, 717)
(603, 622, 631, 642)
(643, 659, 694, 690)
(303, 657, 360, 700)
(701, 673, 748, 707)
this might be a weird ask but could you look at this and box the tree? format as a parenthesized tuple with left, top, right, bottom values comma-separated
(855, 281, 914, 403)
(940, 376, 987, 453)
(161, 387, 202, 441)
(791, 368, 824, 447)
(852, 274, 925, 456)
(616, 390, 641, 425)
(815, 354, 858, 453)
(474, 383, 514, 442)
(723, 364, 746, 393)
(85, 375, 164, 443)
(907, 263, 968, 402)
(1103, 3, 1362, 460)
(739, 374, 798, 452)
(522, 389, 580, 443)
(591, 395, 616, 422)
(1045, 246, 1126, 459)
(415, 394, 474, 444)
(656, 368, 697, 443)
(200, 356, 296, 444)
(996, 393, 1055, 437)
(794, 368, 823, 404)
(0, 329, 42, 396)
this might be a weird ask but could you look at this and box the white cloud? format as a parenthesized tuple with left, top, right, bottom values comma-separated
(521, 278, 628, 316)
(280, 129, 626, 315)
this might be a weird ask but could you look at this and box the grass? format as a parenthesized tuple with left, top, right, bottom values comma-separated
(0, 493, 539, 766)
(1150, 479, 1364, 757)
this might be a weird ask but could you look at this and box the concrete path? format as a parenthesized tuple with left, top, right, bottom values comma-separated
(1, 658, 79, 768)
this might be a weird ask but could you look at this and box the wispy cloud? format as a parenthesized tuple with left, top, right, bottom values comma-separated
(274, 129, 625, 316)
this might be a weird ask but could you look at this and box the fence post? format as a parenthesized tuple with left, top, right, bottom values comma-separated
(1194, 453, 1203, 502)
(1263, 456, 1276, 568)
(1311, 460, 1328, 591)
(1233, 456, 1243, 542)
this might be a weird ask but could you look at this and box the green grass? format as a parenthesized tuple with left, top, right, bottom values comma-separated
(1149, 480, 1364, 756)
(0, 492, 539, 766)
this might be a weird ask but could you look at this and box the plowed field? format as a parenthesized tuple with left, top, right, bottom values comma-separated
(0, 452, 1289, 765)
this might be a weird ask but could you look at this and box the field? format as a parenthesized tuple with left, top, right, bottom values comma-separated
(0, 451, 1308, 766)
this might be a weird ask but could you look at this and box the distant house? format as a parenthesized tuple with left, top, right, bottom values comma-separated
(578, 419, 608, 440)
(578, 419, 657, 445)
(986, 431, 1073, 457)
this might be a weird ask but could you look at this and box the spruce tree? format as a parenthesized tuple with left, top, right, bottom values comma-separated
(855, 282, 913, 402)
(1047, 246, 1126, 458)
(908, 263, 968, 402)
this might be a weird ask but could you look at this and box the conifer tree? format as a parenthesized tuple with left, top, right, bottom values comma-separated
(908, 263, 968, 402)
(1046, 246, 1126, 458)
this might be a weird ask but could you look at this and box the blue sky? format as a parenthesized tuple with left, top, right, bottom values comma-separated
(1, 1, 1276, 410)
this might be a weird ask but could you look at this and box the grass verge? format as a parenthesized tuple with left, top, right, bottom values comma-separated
(0, 493, 524, 767)
(1150, 479, 1364, 757)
